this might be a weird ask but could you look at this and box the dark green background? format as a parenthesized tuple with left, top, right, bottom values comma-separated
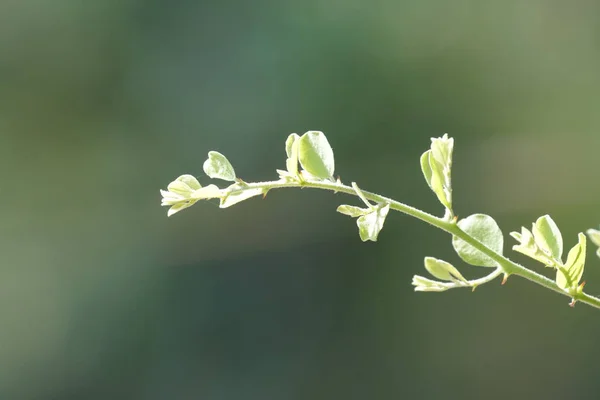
(2, 1, 600, 399)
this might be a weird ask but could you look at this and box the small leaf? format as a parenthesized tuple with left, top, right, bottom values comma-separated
(556, 233, 586, 290)
(203, 151, 237, 181)
(420, 150, 433, 188)
(285, 135, 300, 177)
(424, 257, 467, 283)
(412, 275, 449, 292)
(220, 187, 263, 208)
(337, 204, 369, 218)
(420, 135, 453, 213)
(167, 201, 196, 217)
(452, 214, 504, 267)
(298, 131, 335, 179)
(356, 204, 390, 242)
(532, 215, 563, 261)
(285, 133, 300, 158)
(586, 228, 600, 247)
(167, 174, 202, 195)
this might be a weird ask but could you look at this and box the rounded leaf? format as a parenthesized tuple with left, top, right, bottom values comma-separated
(298, 131, 335, 179)
(452, 214, 504, 267)
(203, 151, 237, 181)
(424, 257, 467, 283)
(532, 215, 563, 261)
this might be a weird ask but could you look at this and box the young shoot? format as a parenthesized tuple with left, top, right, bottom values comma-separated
(161, 131, 600, 310)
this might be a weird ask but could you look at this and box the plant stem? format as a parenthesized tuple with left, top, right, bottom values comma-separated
(226, 177, 600, 310)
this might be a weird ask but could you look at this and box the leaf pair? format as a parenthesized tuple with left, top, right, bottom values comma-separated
(421, 134, 454, 217)
(511, 215, 587, 291)
(282, 131, 335, 180)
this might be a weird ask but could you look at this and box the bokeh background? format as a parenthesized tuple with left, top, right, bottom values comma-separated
(2, 1, 600, 399)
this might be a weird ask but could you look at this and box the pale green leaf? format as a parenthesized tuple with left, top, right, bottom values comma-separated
(285, 133, 300, 158)
(219, 188, 263, 208)
(424, 257, 467, 283)
(556, 233, 586, 290)
(337, 205, 369, 218)
(167, 200, 197, 217)
(532, 215, 563, 261)
(586, 228, 600, 247)
(167, 174, 202, 195)
(412, 275, 449, 292)
(420, 150, 433, 188)
(203, 151, 237, 181)
(298, 131, 335, 179)
(285, 136, 299, 176)
(420, 135, 453, 212)
(356, 204, 390, 242)
(452, 214, 504, 267)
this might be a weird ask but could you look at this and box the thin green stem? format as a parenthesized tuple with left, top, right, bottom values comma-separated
(225, 177, 600, 310)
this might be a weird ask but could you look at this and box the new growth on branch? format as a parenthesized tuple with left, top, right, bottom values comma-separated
(161, 131, 600, 309)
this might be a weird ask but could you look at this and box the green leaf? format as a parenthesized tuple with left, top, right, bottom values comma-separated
(298, 131, 335, 179)
(420, 135, 453, 213)
(532, 215, 563, 261)
(452, 214, 504, 267)
(166, 201, 197, 217)
(586, 228, 600, 247)
(556, 233, 586, 290)
(220, 187, 264, 208)
(420, 150, 433, 188)
(285, 134, 300, 177)
(424, 257, 467, 283)
(337, 204, 369, 218)
(203, 151, 237, 181)
(412, 275, 449, 292)
(356, 204, 390, 242)
(285, 133, 300, 158)
(167, 174, 202, 195)
(511, 226, 544, 262)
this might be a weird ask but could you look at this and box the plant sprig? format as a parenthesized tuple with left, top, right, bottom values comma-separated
(161, 131, 600, 310)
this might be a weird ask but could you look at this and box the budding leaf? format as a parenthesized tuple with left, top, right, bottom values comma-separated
(298, 131, 335, 179)
(532, 215, 563, 261)
(424, 257, 467, 283)
(203, 151, 237, 182)
(412, 275, 449, 292)
(511, 226, 543, 262)
(556, 233, 586, 290)
(285, 133, 300, 158)
(167, 174, 202, 195)
(356, 204, 390, 242)
(337, 205, 370, 218)
(285, 133, 300, 177)
(452, 214, 504, 267)
(420, 134, 453, 214)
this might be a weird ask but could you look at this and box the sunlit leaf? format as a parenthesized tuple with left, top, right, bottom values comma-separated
(203, 151, 237, 181)
(452, 214, 503, 267)
(424, 257, 467, 283)
(356, 203, 390, 242)
(556, 233, 586, 290)
(532, 215, 563, 261)
(298, 131, 335, 179)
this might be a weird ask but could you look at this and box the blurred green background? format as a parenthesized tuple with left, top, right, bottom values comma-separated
(2, 1, 600, 399)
